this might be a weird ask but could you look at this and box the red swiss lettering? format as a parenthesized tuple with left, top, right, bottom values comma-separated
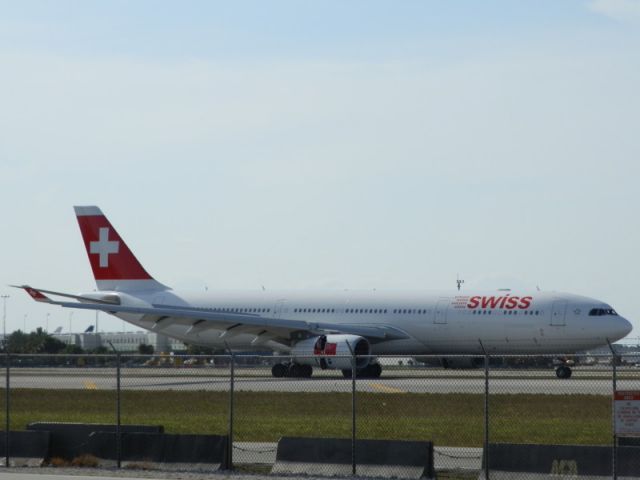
(481, 296, 502, 309)
(499, 295, 510, 308)
(467, 296, 480, 309)
(518, 296, 532, 309)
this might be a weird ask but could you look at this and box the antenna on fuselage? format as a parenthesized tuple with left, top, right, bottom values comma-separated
(456, 274, 464, 291)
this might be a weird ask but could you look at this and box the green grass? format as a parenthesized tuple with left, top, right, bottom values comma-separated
(0, 389, 612, 447)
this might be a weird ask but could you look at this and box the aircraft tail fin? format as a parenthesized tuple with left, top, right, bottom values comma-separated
(74, 206, 168, 292)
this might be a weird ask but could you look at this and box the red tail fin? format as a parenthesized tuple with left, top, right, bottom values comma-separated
(74, 206, 167, 291)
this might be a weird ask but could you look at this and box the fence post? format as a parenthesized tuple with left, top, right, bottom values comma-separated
(116, 351, 121, 469)
(351, 351, 356, 476)
(479, 341, 489, 480)
(5, 351, 9, 468)
(607, 340, 617, 480)
(227, 350, 235, 470)
(344, 342, 357, 476)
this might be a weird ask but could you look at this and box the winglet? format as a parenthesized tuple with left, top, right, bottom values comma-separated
(12, 285, 52, 303)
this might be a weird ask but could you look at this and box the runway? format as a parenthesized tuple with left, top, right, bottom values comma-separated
(6, 366, 640, 395)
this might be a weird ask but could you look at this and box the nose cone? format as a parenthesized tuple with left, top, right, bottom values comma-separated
(612, 316, 633, 341)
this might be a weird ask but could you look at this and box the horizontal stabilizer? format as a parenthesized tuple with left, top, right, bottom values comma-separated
(12, 285, 119, 305)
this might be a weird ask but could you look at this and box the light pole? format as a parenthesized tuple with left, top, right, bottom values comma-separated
(1, 295, 9, 345)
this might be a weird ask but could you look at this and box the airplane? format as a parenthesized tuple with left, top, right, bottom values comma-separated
(16, 206, 633, 379)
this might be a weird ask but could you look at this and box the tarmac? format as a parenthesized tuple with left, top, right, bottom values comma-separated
(5, 365, 640, 395)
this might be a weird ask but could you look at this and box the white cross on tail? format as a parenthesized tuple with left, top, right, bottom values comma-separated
(90, 227, 119, 267)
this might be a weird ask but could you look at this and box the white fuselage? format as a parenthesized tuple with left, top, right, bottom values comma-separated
(106, 288, 632, 355)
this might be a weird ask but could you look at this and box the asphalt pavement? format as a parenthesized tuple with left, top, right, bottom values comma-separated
(5, 366, 640, 395)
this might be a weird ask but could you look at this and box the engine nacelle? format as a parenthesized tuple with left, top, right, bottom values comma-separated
(291, 334, 371, 370)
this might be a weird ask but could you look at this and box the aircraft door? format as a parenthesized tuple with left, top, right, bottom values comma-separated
(274, 299, 288, 319)
(434, 298, 450, 324)
(550, 300, 567, 326)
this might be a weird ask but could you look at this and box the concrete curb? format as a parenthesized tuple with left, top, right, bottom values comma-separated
(479, 443, 640, 479)
(272, 437, 435, 479)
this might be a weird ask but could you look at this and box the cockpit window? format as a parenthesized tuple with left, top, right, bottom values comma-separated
(588, 308, 618, 316)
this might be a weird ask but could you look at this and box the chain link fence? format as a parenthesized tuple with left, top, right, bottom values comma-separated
(1, 352, 640, 478)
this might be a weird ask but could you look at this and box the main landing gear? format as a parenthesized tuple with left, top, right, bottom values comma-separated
(271, 362, 313, 378)
(555, 365, 572, 379)
(341, 363, 382, 379)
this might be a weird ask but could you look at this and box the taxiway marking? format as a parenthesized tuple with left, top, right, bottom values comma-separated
(368, 382, 406, 394)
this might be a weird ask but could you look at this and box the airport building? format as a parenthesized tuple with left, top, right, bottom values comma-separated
(52, 331, 187, 353)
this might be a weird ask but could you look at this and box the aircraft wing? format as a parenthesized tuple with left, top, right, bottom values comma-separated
(15, 286, 410, 346)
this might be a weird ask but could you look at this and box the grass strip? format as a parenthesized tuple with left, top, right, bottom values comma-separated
(1, 389, 611, 447)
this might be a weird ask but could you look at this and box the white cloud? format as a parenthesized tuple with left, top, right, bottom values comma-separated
(588, 0, 640, 23)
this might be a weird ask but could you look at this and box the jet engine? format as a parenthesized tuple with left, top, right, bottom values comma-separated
(291, 334, 371, 370)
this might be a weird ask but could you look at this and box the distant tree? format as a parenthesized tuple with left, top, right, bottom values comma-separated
(39, 335, 67, 354)
(138, 343, 154, 355)
(5, 328, 66, 354)
(90, 346, 110, 354)
(6, 330, 29, 353)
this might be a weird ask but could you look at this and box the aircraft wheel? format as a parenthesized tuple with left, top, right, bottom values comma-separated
(300, 365, 313, 378)
(272, 363, 287, 378)
(556, 366, 572, 379)
(357, 363, 382, 379)
(289, 364, 302, 377)
(369, 363, 382, 378)
(342, 369, 352, 378)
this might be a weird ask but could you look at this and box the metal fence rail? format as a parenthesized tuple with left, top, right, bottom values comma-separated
(1, 352, 640, 478)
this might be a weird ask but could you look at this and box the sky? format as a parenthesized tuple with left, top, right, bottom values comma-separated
(1, 0, 639, 339)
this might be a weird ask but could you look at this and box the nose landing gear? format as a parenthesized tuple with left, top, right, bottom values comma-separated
(555, 365, 572, 379)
